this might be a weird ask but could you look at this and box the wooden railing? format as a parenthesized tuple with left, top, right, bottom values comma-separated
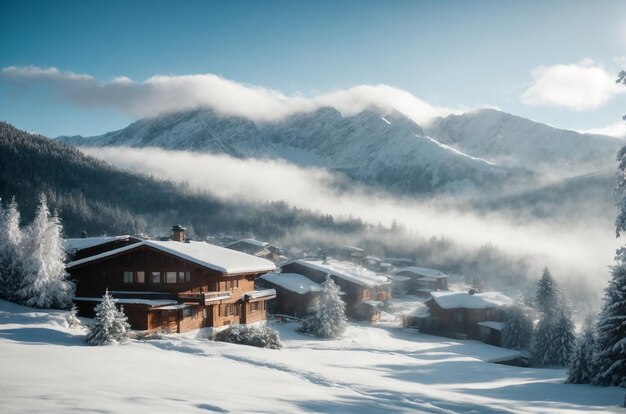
(177, 291, 232, 305)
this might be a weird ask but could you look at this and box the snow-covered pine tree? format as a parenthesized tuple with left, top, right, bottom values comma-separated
(532, 271, 575, 367)
(65, 304, 83, 330)
(536, 267, 557, 315)
(502, 295, 534, 350)
(16, 194, 73, 309)
(566, 315, 596, 384)
(593, 247, 626, 387)
(87, 290, 131, 346)
(0, 197, 24, 301)
(299, 275, 347, 339)
(551, 294, 576, 366)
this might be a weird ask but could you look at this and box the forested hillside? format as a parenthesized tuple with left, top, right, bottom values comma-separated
(0, 122, 363, 238)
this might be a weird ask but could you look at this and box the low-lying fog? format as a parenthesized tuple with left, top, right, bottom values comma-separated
(81, 146, 620, 310)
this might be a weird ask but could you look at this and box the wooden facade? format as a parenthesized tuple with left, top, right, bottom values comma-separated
(69, 241, 275, 333)
(255, 278, 320, 318)
(416, 299, 506, 346)
(280, 261, 389, 322)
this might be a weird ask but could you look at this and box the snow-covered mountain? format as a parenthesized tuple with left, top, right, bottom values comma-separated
(425, 109, 622, 177)
(58, 107, 622, 194)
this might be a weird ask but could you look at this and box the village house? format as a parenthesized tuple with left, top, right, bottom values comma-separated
(318, 245, 365, 262)
(392, 266, 449, 295)
(65, 234, 142, 261)
(225, 238, 286, 263)
(405, 290, 513, 346)
(280, 259, 390, 322)
(255, 272, 322, 318)
(67, 226, 277, 333)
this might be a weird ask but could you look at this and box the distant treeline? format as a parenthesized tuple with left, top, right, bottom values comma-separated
(0, 122, 365, 239)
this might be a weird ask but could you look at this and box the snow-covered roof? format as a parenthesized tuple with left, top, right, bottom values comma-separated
(359, 300, 384, 308)
(322, 245, 364, 252)
(478, 321, 507, 331)
(258, 272, 322, 295)
(388, 274, 411, 282)
(227, 238, 270, 248)
(244, 289, 276, 300)
(64, 235, 134, 252)
(158, 304, 193, 310)
(66, 240, 277, 274)
(285, 259, 389, 287)
(393, 266, 450, 279)
(430, 291, 514, 309)
(73, 297, 178, 307)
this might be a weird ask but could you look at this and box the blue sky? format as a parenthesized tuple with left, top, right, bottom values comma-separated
(1, 0, 625, 137)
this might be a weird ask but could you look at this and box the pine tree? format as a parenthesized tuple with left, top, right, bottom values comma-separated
(502, 295, 534, 350)
(0, 197, 23, 301)
(299, 275, 347, 338)
(87, 290, 131, 346)
(536, 267, 557, 315)
(566, 316, 596, 384)
(532, 270, 576, 367)
(65, 304, 83, 330)
(16, 194, 73, 309)
(593, 247, 626, 387)
(551, 295, 576, 366)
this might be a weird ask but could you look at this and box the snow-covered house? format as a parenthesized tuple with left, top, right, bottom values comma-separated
(280, 259, 390, 322)
(318, 245, 365, 262)
(225, 238, 285, 263)
(65, 234, 141, 261)
(415, 291, 513, 346)
(67, 226, 276, 333)
(392, 266, 449, 294)
(255, 272, 322, 317)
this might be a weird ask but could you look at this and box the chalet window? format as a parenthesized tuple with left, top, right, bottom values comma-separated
(225, 303, 238, 316)
(485, 309, 494, 318)
(166, 272, 177, 284)
(250, 301, 261, 312)
(151, 272, 161, 284)
(185, 272, 191, 282)
(177, 272, 185, 283)
(123, 271, 134, 284)
(453, 311, 464, 322)
(182, 308, 197, 319)
(227, 279, 239, 290)
(136, 271, 145, 284)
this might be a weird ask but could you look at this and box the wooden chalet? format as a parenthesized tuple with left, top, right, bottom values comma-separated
(318, 245, 365, 263)
(65, 234, 142, 261)
(68, 226, 276, 333)
(410, 290, 513, 346)
(225, 239, 285, 263)
(255, 272, 322, 318)
(391, 266, 449, 295)
(280, 259, 390, 322)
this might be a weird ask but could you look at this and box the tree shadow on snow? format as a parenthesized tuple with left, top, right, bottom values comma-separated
(0, 327, 84, 346)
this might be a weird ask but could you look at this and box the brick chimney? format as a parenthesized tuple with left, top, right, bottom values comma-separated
(171, 224, 186, 242)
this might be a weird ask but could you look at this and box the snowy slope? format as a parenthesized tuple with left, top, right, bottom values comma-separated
(1, 299, 624, 413)
(58, 108, 523, 195)
(425, 109, 623, 177)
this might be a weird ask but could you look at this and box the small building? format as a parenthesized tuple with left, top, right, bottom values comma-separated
(255, 272, 322, 318)
(225, 238, 286, 263)
(281, 259, 390, 322)
(68, 226, 277, 333)
(318, 245, 365, 262)
(65, 235, 141, 261)
(416, 291, 513, 346)
(392, 266, 449, 294)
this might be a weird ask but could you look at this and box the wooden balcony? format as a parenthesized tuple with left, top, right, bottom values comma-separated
(177, 291, 232, 305)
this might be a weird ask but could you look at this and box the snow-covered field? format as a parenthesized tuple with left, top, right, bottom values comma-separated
(0, 300, 623, 413)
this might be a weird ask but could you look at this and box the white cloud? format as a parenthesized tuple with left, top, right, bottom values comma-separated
(0, 65, 463, 125)
(520, 59, 624, 110)
(578, 121, 626, 138)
